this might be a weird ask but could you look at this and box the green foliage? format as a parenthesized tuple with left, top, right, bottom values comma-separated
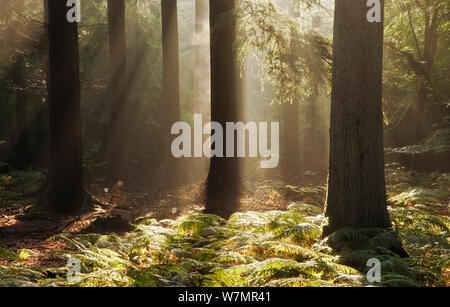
(390, 207, 449, 286)
(237, 0, 331, 105)
(0, 170, 45, 209)
(383, 0, 450, 125)
(389, 127, 450, 155)
(0, 248, 16, 260)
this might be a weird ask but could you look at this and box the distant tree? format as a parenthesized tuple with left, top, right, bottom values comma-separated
(10, 1, 29, 169)
(206, 0, 242, 214)
(283, 101, 300, 181)
(283, 0, 301, 182)
(384, 0, 448, 145)
(302, 94, 318, 171)
(324, 0, 390, 235)
(302, 15, 326, 174)
(193, 0, 210, 115)
(12, 55, 28, 169)
(46, 0, 86, 213)
(107, 0, 129, 185)
(161, 0, 182, 186)
(236, 0, 331, 181)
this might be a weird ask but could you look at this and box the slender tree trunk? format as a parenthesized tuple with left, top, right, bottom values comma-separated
(194, 0, 210, 116)
(206, 0, 241, 215)
(107, 0, 129, 185)
(413, 81, 428, 142)
(324, 0, 390, 235)
(161, 0, 182, 186)
(46, 0, 85, 213)
(413, 5, 439, 143)
(190, 0, 211, 183)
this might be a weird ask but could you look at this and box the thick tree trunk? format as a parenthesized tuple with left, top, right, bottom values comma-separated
(324, 0, 391, 235)
(46, 0, 85, 213)
(107, 0, 129, 185)
(205, 0, 241, 215)
(161, 0, 182, 186)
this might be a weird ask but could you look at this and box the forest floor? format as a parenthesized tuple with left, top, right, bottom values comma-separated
(0, 165, 448, 287)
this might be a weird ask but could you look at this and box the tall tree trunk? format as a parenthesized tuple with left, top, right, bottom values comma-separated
(281, 0, 300, 182)
(412, 3, 439, 143)
(193, 0, 210, 116)
(205, 0, 241, 215)
(324, 0, 390, 235)
(161, 0, 182, 186)
(107, 0, 129, 185)
(190, 0, 210, 183)
(46, 0, 85, 213)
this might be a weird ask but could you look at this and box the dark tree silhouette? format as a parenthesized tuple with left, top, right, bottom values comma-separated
(205, 0, 241, 216)
(46, 0, 85, 213)
(107, 0, 129, 185)
(324, 0, 391, 235)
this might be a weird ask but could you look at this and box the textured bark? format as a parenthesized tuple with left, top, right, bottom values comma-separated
(324, 0, 391, 235)
(107, 0, 129, 185)
(47, 0, 85, 213)
(161, 0, 182, 186)
(206, 0, 241, 214)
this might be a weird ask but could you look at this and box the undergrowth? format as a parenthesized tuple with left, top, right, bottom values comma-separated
(0, 167, 448, 287)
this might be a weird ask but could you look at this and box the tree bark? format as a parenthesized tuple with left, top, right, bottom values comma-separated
(324, 0, 391, 235)
(46, 0, 85, 213)
(205, 0, 241, 215)
(107, 0, 129, 185)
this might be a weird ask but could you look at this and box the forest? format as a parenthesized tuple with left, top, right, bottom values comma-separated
(0, 0, 448, 289)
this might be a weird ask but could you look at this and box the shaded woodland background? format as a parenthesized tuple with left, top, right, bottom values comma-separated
(0, 0, 448, 287)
